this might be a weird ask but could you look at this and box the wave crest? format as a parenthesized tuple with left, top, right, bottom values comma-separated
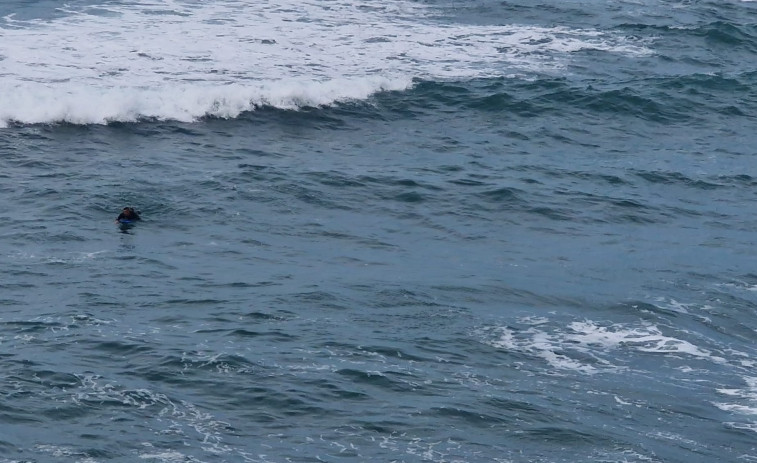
(0, 77, 411, 127)
(0, 0, 651, 126)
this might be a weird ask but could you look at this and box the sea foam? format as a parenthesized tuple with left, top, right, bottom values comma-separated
(0, 0, 650, 126)
(482, 317, 725, 374)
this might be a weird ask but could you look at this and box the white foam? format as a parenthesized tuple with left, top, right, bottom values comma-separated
(2, 78, 410, 126)
(720, 280, 757, 292)
(715, 403, 757, 414)
(138, 450, 190, 462)
(715, 376, 757, 415)
(0, 0, 652, 126)
(34, 445, 102, 463)
(566, 321, 724, 362)
(65, 374, 233, 456)
(482, 318, 724, 374)
(7, 249, 109, 264)
(484, 324, 605, 374)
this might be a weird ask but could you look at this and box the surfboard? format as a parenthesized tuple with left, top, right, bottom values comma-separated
(117, 219, 138, 231)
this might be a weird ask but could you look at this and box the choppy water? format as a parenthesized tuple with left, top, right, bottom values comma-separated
(2, 1, 757, 462)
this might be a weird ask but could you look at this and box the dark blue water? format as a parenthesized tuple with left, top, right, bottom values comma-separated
(2, 1, 757, 462)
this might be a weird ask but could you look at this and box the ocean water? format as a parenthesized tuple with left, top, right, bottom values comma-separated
(2, 0, 757, 461)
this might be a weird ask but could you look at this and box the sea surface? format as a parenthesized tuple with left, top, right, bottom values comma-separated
(2, 0, 757, 462)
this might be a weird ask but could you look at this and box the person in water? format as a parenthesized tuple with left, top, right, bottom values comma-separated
(115, 207, 141, 223)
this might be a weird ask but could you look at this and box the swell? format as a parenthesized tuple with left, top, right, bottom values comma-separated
(410, 75, 757, 124)
(5, 67, 756, 130)
(618, 21, 757, 52)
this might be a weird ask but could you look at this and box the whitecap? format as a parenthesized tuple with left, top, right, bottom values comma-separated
(480, 317, 725, 374)
(0, 0, 652, 126)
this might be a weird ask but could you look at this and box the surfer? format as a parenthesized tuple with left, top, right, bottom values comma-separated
(115, 207, 141, 223)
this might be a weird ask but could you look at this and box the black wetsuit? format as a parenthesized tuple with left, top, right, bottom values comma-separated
(116, 209, 141, 222)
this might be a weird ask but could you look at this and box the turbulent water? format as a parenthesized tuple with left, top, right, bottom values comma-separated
(2, 0, 757, 462)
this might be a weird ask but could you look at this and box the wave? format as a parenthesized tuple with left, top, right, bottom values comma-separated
(479, 317, 727, 375)
(413, 71, 757, 123)
(692, 21, 757, 50)
(0, 0, 650, 127)
(0, 77, 411, 127)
